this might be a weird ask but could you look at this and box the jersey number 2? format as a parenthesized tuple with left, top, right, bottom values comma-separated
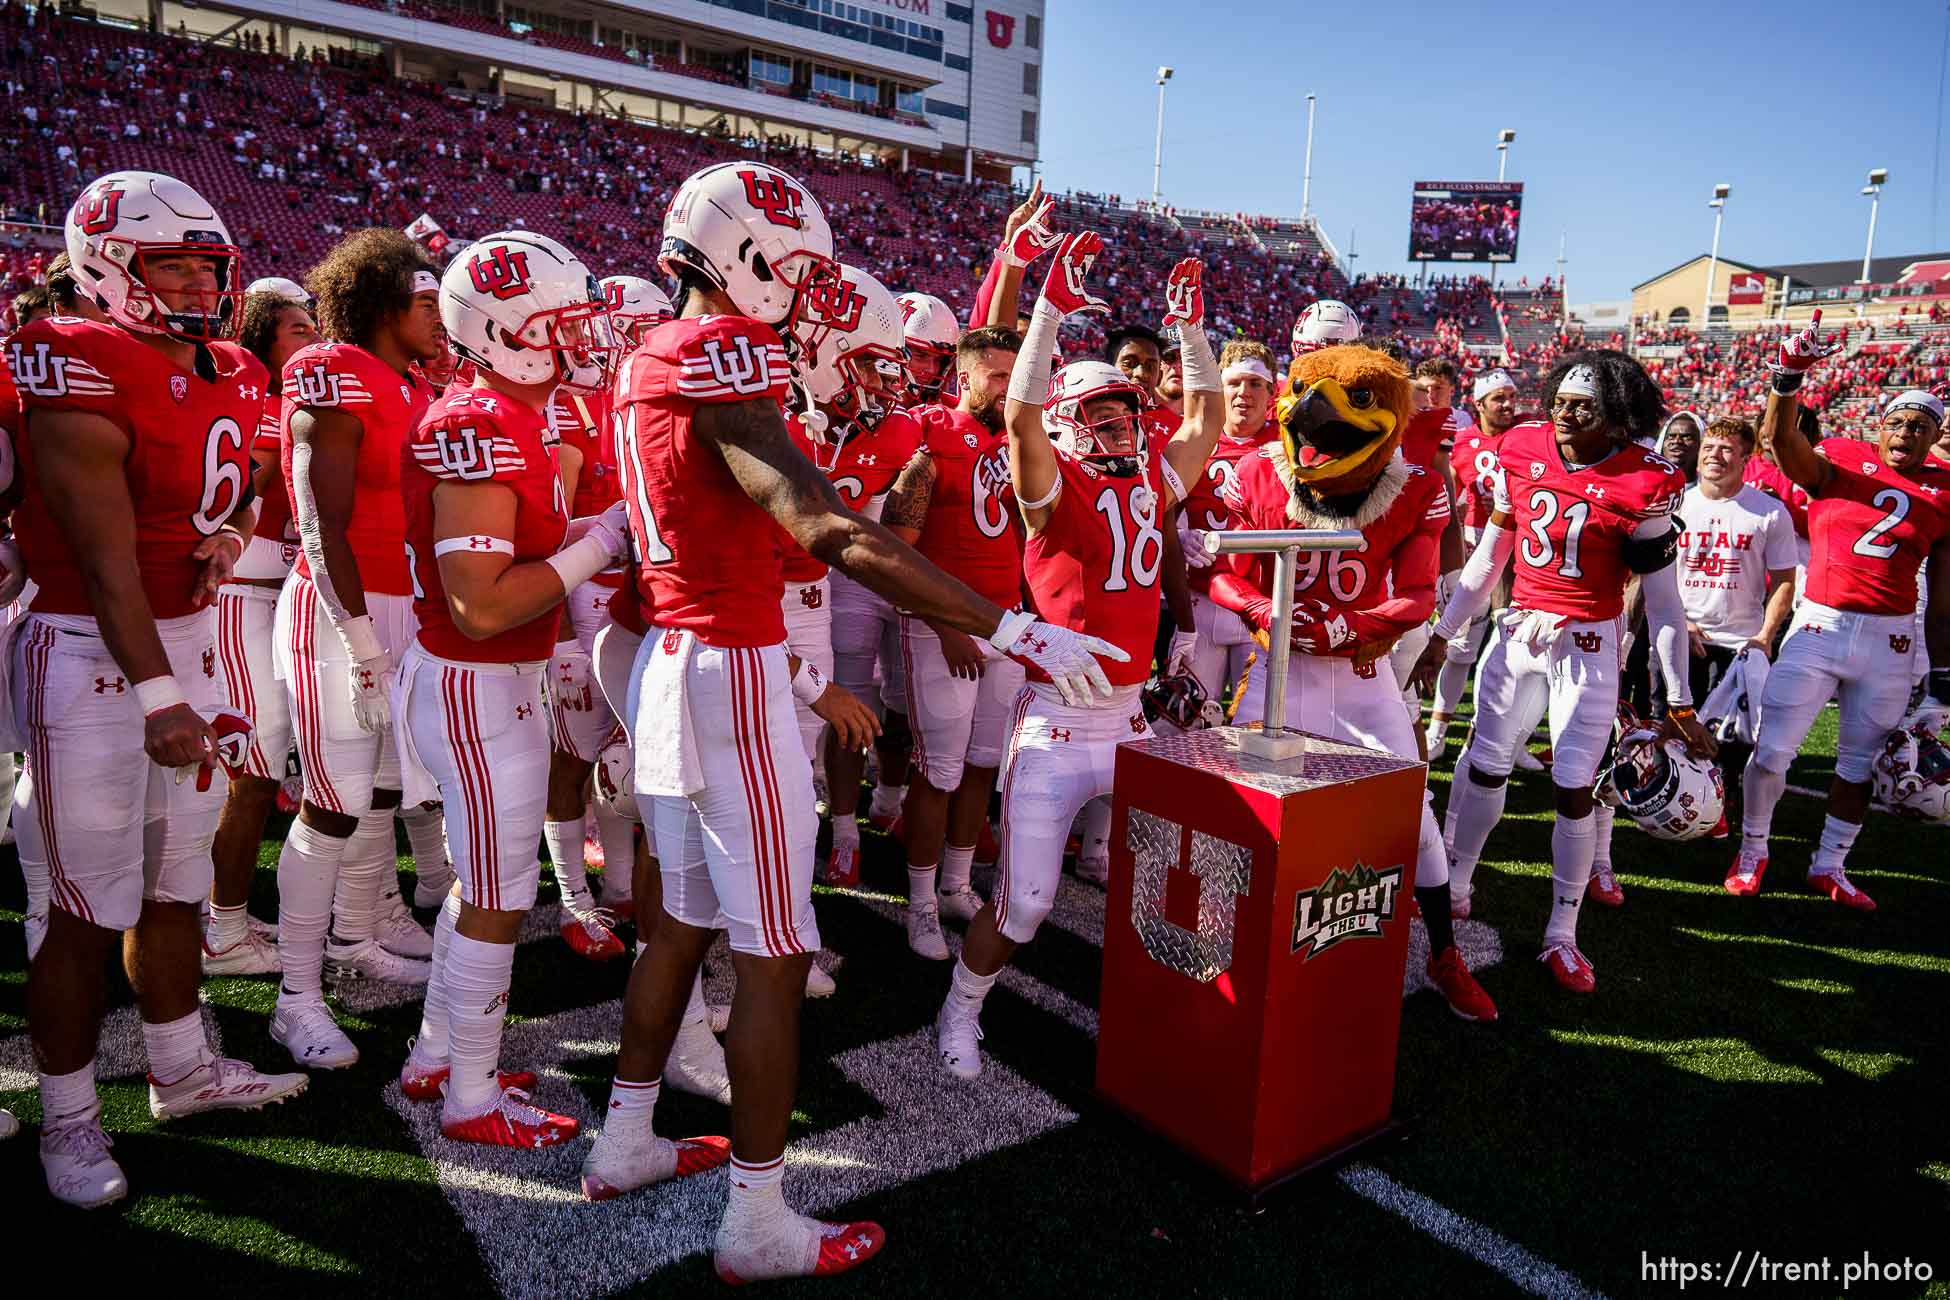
(1850, 488, 1909, 560)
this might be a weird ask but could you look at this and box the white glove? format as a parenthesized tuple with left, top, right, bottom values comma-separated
(568, 501, 632, 565)
(1176, 517, 1216, 569)
(989, 610, 1130, 707)
(550, 638, 592, 712)
(339, 613, 393, 735)
(1165, 629, 1199, 678)
(0, 537, 26, 606)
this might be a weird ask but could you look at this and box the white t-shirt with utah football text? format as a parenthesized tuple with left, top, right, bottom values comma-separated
(1675, 483, 1799, 648)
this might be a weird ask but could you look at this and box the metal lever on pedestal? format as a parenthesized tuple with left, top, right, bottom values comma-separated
(1199, 528, 1364, 765)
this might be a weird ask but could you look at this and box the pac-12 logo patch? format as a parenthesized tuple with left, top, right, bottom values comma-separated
(1290, 863, 1403, 960)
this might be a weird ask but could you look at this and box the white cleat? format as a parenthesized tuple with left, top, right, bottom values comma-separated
(202, 930, 281, 977)
(906, 900, 950, 961)
(374, 889, 434, 959)
(413, 863, 456, 910)
(271, 998, 361, 1070)
(1075, 855, 1109, 887)
(937, 885, 983, 923)
(247, 913, 280, 941)
(326, 936, 432, 986)
(666, 1014, 733, 1105)
(805, 962, 837, 999)
(149, 1053, 309, 1122)
(41, 1111, 128, 1208)
(935, 1002, 984, 1080)
(1513, 747, 1545, 773)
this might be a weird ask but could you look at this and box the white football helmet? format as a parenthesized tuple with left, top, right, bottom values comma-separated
(247, 275, 312, 307)
(793, 264, 907, 433)
(440, 230, 608, 387)
(1699, 648, 1768, 749)
(593, 724, 640, 824)
(660, 161, 838, 333)
(1871, 715, 1950, 823)
(1291, 299, 1362, 358)
(1044, 361, 1147, 473)
(1597, 714, 1726, 842)
(599, 274, 674, 351)
(66, 170, 243, 341)
(896, 290, 959, 402)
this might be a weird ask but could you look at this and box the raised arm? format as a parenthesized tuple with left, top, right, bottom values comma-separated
(1157, 258, 1221, 504)
(1006, 229, 1109, 531)
(984, 179, 1055, 331)
(1759, 312, 1841, 496)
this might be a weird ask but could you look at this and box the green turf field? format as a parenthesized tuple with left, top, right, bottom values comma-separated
(2, 706, 1945, 1299)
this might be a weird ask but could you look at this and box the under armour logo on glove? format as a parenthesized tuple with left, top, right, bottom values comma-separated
(997, 195, 1060, 269)
(197, 709, 256, 792)
(1288, 599, 1353, 655)
(1161, 257, 1205, 329)
(1039, 230, 1110, 318)
(1774, 308, 1840, 375)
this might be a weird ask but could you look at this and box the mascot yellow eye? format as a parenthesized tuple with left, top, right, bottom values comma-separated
(1347, 387, 1375, 409)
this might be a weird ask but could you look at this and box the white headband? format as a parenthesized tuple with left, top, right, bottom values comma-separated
(412, 270, 440, 294)
(1223, 358, 1274, 385)
(1885, 389, 1945, 425)
(1557, 364, 1599, 398)
(1472, 368, 1516, 400)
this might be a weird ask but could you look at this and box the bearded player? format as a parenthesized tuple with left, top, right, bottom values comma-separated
(586, 161, 1126, 1282)
(1730, 314, 1950, 906)
(1212, 344, 1495, 1020)
(1412, 352, 1715, 993)
(934, 231, 1223, 1080)
(10, 171, 308, 1208)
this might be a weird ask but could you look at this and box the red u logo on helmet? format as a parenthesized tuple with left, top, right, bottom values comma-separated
(739, 170, 805, 229)
(468, 246, 532, 301)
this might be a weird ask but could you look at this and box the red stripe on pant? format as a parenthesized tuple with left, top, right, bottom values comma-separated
(731, 649, 800, 956)
(899, 616, 929, 782)
(218, 594, 270, 777)
(727, 650, 785, 955)
(440, 666, 493, 911)
(26, 623, 93, 923)
(292, 580, 342, 813)
(992, 686, 1034, 934)
(741, 650, 799, 956)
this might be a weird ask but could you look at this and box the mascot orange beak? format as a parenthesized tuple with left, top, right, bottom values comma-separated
(1276, 376, 1402, 495)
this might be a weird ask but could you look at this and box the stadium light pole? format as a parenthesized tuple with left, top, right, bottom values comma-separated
(1300, 93, 1317, 222)
(1151, 66, 1173, 206)
(1701, 183, 1730, 328)
(1491, 130, 1515, 290)
(1859, 167, 1888, 317)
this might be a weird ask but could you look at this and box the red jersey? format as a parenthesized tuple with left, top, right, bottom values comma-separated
(245, 390, 299, 572)
(1400, 406, 1460, 473)
(912, 404, 1021, 609)
(1804, 438, 1950, 616)
(1493, 421, 1685, 622)
(1743, 454, 1811, 538)
(403, 386, 567, 663)
(281, 341, 433, 596)
(1179, 427, 1275, 536)
(9, 318, 264, 619)
(552, 383, 624, 590)
(1021, 446, 1168, 688)
(780, 410, 924, 583)
(614, 315, 794, 648)
(1450, 426, 1506, 531)
(0, 358, 19, 515)
(1215, 446, 1448, 655)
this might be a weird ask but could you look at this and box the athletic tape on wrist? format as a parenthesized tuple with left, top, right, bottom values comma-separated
(1008, 300, 1063, 408)
(791, 660, 827, 704)
(1177, 322, 1218, 394)
(545, 534, 615, 593)
(135, 674, 187, 716)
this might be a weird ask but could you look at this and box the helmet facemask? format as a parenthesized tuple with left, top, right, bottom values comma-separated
(1055, 395, 1145, 476)
(119, 240, 245, 342)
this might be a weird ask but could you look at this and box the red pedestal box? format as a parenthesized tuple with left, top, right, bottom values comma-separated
(1096, 727, 1426, 1192)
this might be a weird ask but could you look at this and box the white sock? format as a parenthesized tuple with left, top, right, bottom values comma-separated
(545, 816, 590, 900)
(277, 818, 350, 1002)
(416, 893, 463, 1063)
(1810, 815, 1861, 875)
(907, 864, 937, 909)
(1546, 810, 1596, 947)
(605, 1075, 659, 1132)
(1591, 806, 1615, 871)
(869, 782, 903, 819)
(940, 843, 975, 895)
(1445, 772, 1507, 900)
(948, 956, 997, 1011)
(1741, 761, 1786, 855)
(402, 805, 455, 894)
(442, 931, 515, 1116)
(331, 806, 396, 944)
(142, 1011, 208, 1085)
(830, 815, 860, 859)
(207, 900, 250, 950)
(1079, 797, 1110, 861)
(1413, 799, 1448, 889)
(593, 805, 635, 901)
(39, 1060, 97, 1125)
(726, 1153, 787, 1222)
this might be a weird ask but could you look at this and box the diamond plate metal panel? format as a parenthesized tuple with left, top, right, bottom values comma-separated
(1127, 810, 1253, 982)
(1124, 726, 1421, 796)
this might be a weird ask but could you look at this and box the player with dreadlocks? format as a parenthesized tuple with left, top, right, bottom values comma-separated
(1413, 350, 1716, 993)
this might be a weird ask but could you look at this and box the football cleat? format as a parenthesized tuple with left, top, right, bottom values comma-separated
(975, 820, 1001, 867)
(148, 1054, 309, 1122)
(1586, 863, 1624, 907)
(935, 1002, 984, 1080)
(604, 894, 637, 924)
(1725, 849, 1768, 896)
(202, 930, 281, 976)
(374, 889, 435, 959)
(247, 913, 280, 941)
(716, 1216, 888, 1286)
(325, 936, 432, 986)
(271, 998, 360, 1070)
(1807, 869, 1877, 912)
(883, 815, 905, 843)
(413, 868, 455, 910)
(805, 962, 837, 999)
(1709, 812, 1730, 840)
(41, 1112, 128, 1208)
(866, 810, 899, 833)
(581, 1128, 731, 1200)
(906, 900, 949, 960)
(824, 840, 861, 889)
(559, 892, 627, 962)
(938, 884, 983, 923)
(1449, 887, 1473, 920)
(399, 1050, 538, 1103)
(1539, 943, 1596, 993)
(440, 1087, 580, 1148)
(1427, 948, 1497, 1022)
(667, 1015, 733, 1105)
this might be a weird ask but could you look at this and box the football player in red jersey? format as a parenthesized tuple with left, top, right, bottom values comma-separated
(9, 171, 308, 1208)
(896, 289, 959, 409)
(269, 230, 446, 1072)
(1212, 344, 1495, 1021)
(1730, 315, 1950, 906)
(590, 162, 1124, 1282)
(204, 286, 317, 977)
(1387, 360, 1471, 754)
(934, 232, 1224, 1081)
(1413, 351, 1716, 993)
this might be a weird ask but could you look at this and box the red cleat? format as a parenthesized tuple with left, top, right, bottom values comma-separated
(716, 1219, 887, 1285)
(401, 1062, 538, 1103)
(1539, 943, 1596, 993)
(975, 820, 1001, 867)
(1725, 848, 1767, 896)
(603, 895, 636, 924)
(1709, 812, 1729, 840)
(1428, 947, 1497, 1021)
(560, 902, 627, 961)
(867, 811, 899, 833)
(441, 1088, 580, 1148)
(1586, 863, 1624, 907)
(825, 841, 861, 889)
(1807, 869, 1877, 912)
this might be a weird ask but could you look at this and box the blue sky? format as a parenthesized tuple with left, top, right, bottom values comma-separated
(1035, 0, 1950, 302)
